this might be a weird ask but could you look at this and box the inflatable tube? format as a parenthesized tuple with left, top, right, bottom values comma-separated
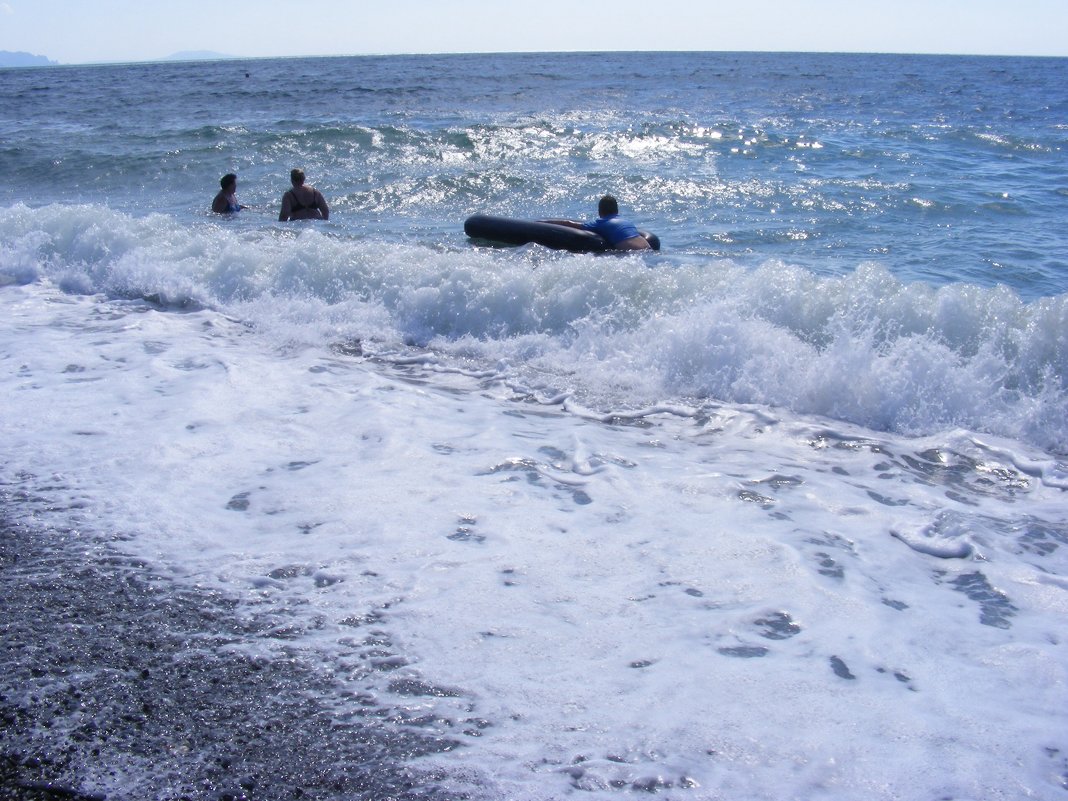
(465, 215, 608, 252)
(464, 214, 659, 253)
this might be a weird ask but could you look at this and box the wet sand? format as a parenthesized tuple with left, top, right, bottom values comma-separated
(0, 513, 465, 801)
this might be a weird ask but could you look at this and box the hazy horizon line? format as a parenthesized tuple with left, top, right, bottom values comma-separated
(5, 46, 1067, 69)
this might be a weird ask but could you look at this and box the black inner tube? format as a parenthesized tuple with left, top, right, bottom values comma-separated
(464, 214, 659, 252)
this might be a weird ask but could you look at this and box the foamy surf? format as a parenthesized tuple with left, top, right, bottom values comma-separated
(2, 51, 1067, 800)
(2, 279, 1066, 799)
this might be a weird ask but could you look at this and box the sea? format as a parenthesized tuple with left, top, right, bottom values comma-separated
(1, 51, 1067, 800)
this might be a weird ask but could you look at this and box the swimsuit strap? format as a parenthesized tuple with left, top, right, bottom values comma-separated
(287, 190, 307, 213)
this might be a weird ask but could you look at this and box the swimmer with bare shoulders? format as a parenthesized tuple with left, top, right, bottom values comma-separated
(212, 173, 246, 214)
(278, 169, 329, 221)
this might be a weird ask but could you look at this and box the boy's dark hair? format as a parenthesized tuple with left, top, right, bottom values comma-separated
(598, 195, 619, 217)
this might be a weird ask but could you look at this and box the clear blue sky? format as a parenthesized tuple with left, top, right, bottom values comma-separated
(2, 0, 1066, 63)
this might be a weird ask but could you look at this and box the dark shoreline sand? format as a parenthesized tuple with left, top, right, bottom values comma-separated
(0, 510, 467, 801)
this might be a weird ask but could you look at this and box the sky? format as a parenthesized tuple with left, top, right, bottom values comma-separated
(1, 0, 1066, 64)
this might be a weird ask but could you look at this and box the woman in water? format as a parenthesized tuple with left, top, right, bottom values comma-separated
(278, 169, 330, 221)
(211, 173, 246, 214)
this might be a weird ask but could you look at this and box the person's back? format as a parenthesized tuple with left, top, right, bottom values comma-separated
(582, 195, 650, 250)
(279, 169, 329, 221)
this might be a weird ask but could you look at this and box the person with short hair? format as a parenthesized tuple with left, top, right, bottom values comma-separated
(582, 195, 650, 250)
(555, 195, 651, 250)
(212, 173, 246, 214)
(278, 169, 329, 221)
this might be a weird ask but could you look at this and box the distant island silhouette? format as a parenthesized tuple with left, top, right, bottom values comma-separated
(0, 50, 57, 68)
(0, 50, 242, 68)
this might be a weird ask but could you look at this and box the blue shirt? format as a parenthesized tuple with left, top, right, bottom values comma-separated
(583, 214, 641, 246)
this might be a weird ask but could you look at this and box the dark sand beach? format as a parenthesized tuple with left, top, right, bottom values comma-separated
(0, 512, 465, 801)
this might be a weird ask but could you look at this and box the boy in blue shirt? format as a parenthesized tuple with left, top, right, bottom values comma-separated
(576, 195, 651, 250)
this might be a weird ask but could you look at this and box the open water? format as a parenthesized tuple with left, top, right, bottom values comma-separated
(1, 51, 1067, 799)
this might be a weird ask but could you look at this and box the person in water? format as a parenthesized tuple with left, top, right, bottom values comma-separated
(557, 195, 651, 250)
(211, 173, 246, 214)
(278, 169, 329, 221)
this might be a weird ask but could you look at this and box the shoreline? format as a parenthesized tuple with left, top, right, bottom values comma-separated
(0, 509, 467, 801)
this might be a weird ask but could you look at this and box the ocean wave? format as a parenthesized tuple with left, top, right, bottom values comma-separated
(2, 202, 1066, 453)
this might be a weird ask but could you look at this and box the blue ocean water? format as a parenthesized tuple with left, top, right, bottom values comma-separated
(3, 52, 1067, 293)
(2, 52, 1067, 449)
(2, 52, 1068, 800)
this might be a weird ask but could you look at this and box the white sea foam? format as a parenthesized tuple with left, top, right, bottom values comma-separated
(2, 204, 1065, 453)
(2, 274, 1067, 800)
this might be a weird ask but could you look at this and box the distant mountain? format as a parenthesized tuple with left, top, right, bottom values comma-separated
(0, 50, 57, 68)
(165, 51, 237, 62)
